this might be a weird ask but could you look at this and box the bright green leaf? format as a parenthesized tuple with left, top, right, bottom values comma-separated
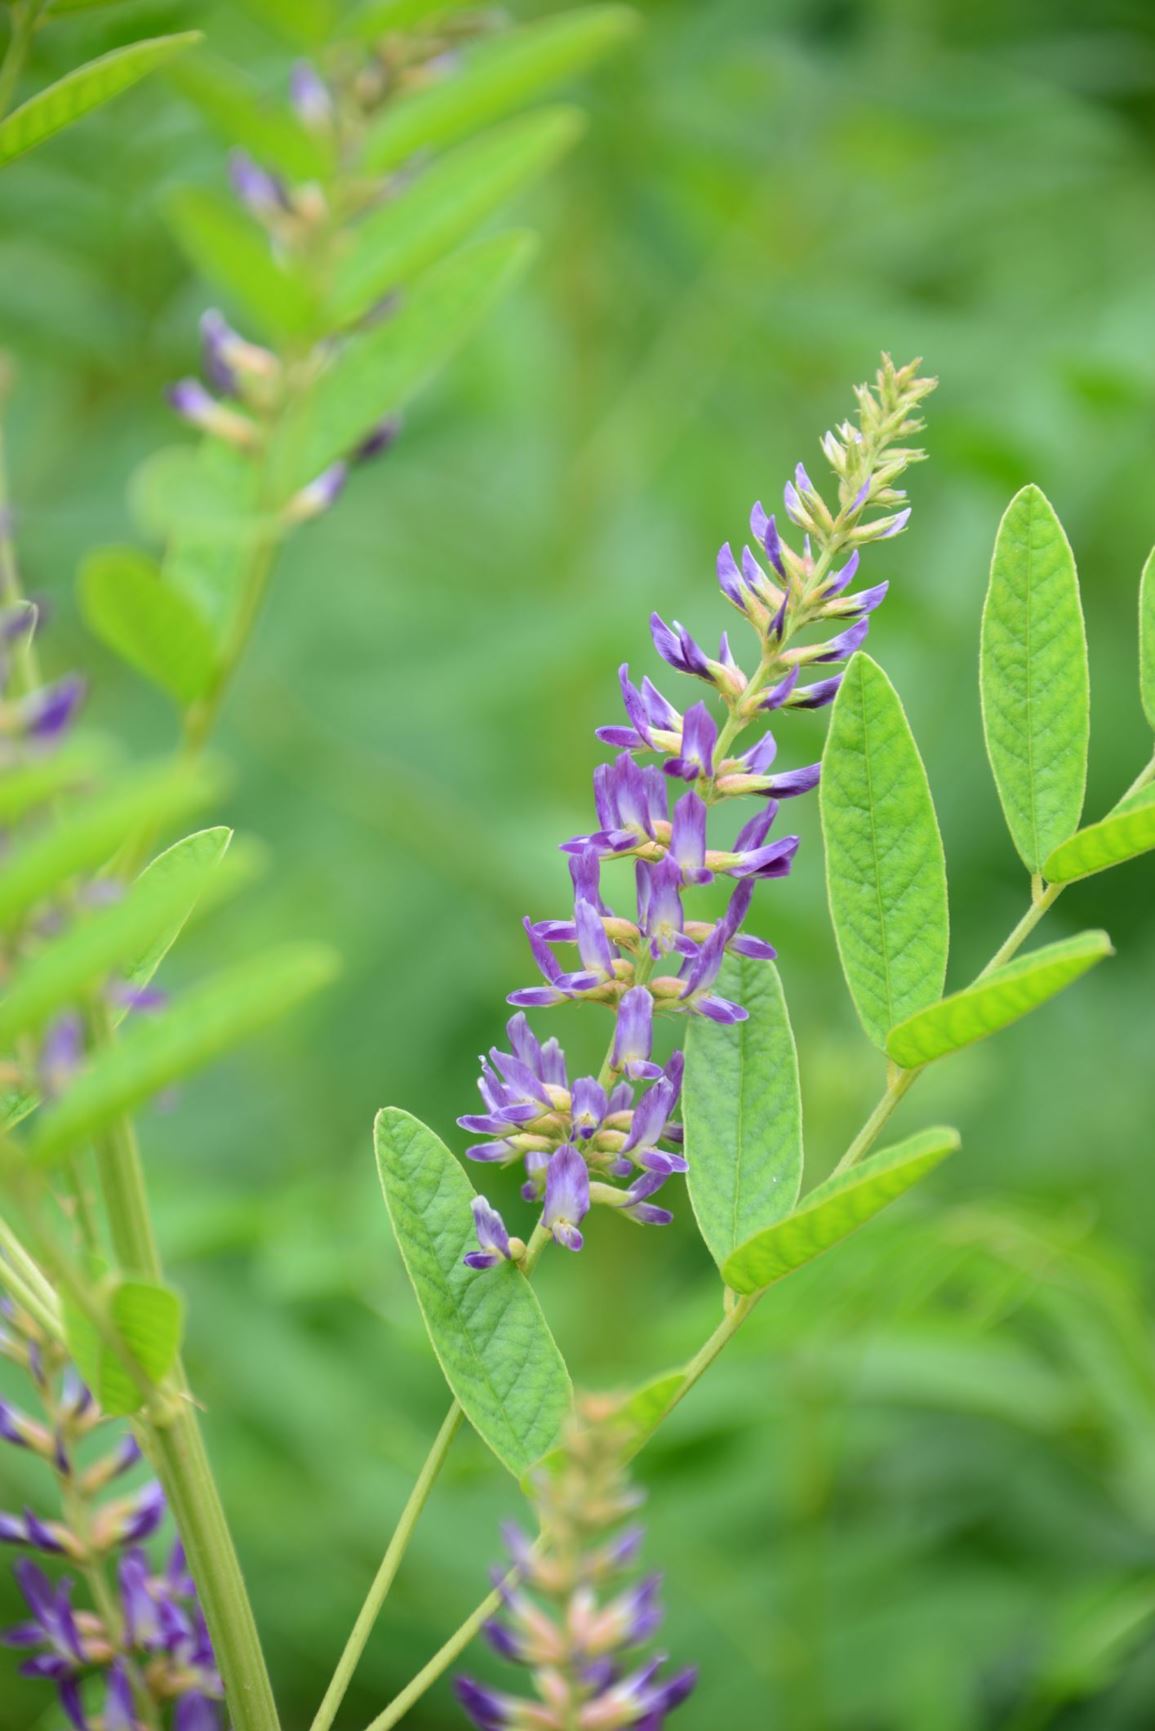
(64, 1280, 184, 1416)
(684, 954, 802, 1271)
(166, 188, 316, 344)
(0, 34, 202, 167)
(618, 1370, 686, 1456)
(722, 1128, 960, 1296)
(79, 546, 218, 707)
(1141, 546, 1155, 731)
(129, 444, 268, 632)
(0, 762, 221, 934)
(272, 231, 534, 494)
(374, 1107, 571, 1476)
(885, 931, 1113, 1068)
(121, 828, 245, 1012)
(31, 944, 337, 1162)
(168, 53, 332, 180)
(347, 0, 476, 37)
(0, 830, 246, 1045)
(820, 652, 949, 1048)
(980, 485, 1090, 871)
(361, 6, 638, 172)
(0, 737, 115, 825)
(331, 108, 583, 327)
(1043, 784, 1155, 883)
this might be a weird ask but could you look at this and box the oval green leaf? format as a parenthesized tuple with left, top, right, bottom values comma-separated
(821, 652, 950, 1048)
(0, 829, 245, 1046)
(31, 944, 337, 1162)
(166, 188, 317, 344)
(0, 34, 202, 167)
(80, 547, 218, 707)
(64, 1280, 184, 1416)
(374, 1108, 571, 1476)
(361, 6, 637, 172)
(0, 761, 221, 934)
(1141, 546, 1155, 731)
(1043, 784, 1155, 884)
(331, 107, 584, 328)
(722, 1127, 960, 1297)
(684, 954, 802, 1271)
(885, 930, 1112, 1069)
(272, 230, 534, 495)
(168, 52, 332, 180)
(980, 485, 1090, 871)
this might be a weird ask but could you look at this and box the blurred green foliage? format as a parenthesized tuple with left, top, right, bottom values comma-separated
(2, 0, 1155, 1726)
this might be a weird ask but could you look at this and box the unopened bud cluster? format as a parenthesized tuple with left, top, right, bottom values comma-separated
(455, 1397, 696, 1731)
(463, 357, 935, 1266)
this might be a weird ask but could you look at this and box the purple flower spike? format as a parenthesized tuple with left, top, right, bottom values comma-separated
(650, 613, 711, 681)
(543, 1145, 589, 1251)
(612, 987, 660, 1081)
(464, 1197, 514, 1270)
(665, 701, 717, 782)
(103, 1662, 135, 1731)
(175, 1697, 222, 1731)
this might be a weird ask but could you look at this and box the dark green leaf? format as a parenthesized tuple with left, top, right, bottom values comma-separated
(722, 1128, 961, 1296)
(331, 108, 583, 327)
(361, 6, 638, 172)
(0, 34, 202, 167)
(684, 954, 802, 1271)
(32, 945, 337, 1162)
(820, 652, 950, 1048)
(374, 1107, 571, 1476)
(885, 931, 1113, 1068)
(79, 546, 218, 707)
(980, 485, 1090, 871)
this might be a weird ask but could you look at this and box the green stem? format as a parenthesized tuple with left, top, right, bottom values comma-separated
(362, 1551, 536, 1731)
(309, 1403, 464, 1731)
(0, 1, 39, 123)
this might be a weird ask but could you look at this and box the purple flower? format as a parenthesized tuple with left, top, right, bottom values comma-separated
(542, 1146, 589, 1252)
(566, 754, 669, 857)
(619, 1170, 674, 1226)
(228, 149, 287, 220)
(454, 1677, 515, 1729)
(668, 791, 712, 886)
(611, 987, 660, 1081)
(649, 613, 711, 681)
(22, 676, 84, 743)
(290, 60, 332, 128)
(750, 500, 786, 575)
(636, 856, 691, 960)
(622, 1073, 686, 1176)
(665, 701, 717, 782)
(463, 1197, 515, 1270)
(725, 807, 800, 881)
(789, 673, 844, 710)
(597, 665, 682, 752)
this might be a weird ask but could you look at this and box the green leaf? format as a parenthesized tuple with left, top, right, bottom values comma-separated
(31, 944, 337, 1162)
(0, 762, 221, 935)
(980, 485, 1090, 871)
(168, 53, 332, 180)
(722, 1128, 960, 1297)
(122, 828, 243, 1010)
(347, 0, 474, 34)
(166, 188, 316, 344)
(683, 954, 802, 1271)
(361, 6, 638, 172)
(0, 829, 246, 1045)
(374, 1107, 571, 1476)
(1043, 783, 1155, 883)
(79, 547, 218, 707)
(64, 1280, 184, 1416)
(130, 444, 268, 633)
(0, 737, 115, 824)
(820, 652, 950, 1048)
(0, 34, 202, 167)
(331, 107, 583, 328)
(618, 1370, 686, 1454)
(885, 931, 1113, 1068)
(1140, 546, 1155, 731)
(272, 231, 534, 494)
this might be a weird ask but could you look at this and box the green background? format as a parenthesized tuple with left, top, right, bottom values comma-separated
(3, 0, 1155, 1726)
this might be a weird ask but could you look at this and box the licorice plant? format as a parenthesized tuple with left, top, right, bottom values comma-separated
(2, 5, 1155, 1731)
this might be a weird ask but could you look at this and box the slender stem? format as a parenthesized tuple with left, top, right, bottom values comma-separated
(309, 1403, 464, 1731)
(830, 1064, 919, 1178)
(362, 1552, 535, 1731)
(0, 1210, 61, 1323)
